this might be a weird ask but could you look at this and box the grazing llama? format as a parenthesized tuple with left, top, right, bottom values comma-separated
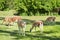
(2, 16, 21, 26)
(30, 20, 43, 33)
(46, 17, 56, 22)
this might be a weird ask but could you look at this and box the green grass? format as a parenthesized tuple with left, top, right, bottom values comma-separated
(0, 16, 60, 40)
(0, 10, 16, 16)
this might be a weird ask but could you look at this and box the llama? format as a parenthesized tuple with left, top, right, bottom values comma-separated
(30, 20, 43, 33)
(17, 20, 26, 36)
(46, 17, 56, 22)
(2, 16, 21, 26)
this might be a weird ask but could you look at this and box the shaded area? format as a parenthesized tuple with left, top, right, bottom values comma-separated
(12, 30, 60, 40)
(22, 19, 60, 25)
(0, 30, 60, 40)
(34, 30, 58, 34)
(0, 17, 4, 20)
(0, 30, 17, 34)
(43, 21, 56, 26)
(55, 21, 60, 25)
(22, 19, 35, 24)
(25, 34, 60, 40)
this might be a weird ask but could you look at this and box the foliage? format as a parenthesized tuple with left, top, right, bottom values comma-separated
(0, 0, 60, 16)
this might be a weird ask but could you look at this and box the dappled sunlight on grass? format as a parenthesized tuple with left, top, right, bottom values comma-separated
(0, 16, 60, 40)
(0, 24, 60, 40)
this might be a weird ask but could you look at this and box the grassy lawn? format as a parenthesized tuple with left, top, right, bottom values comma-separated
(0, 16, 60, 40)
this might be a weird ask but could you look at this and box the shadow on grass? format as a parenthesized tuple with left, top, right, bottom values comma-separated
(0, 30, 60, 40)
(43, 21, 60, 26)
(0, 17, 4, 20)
(22, 19, 44, 25)
(25, 34, 60, 40)
(55, 21, 60, 25)
(33, 30, 58, 34)
(22, 19, 35, 24)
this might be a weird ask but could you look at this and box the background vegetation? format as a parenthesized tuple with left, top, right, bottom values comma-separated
(0, 0, 60, 16)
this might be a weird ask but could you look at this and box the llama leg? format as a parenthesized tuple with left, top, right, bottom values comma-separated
(2, 20, 5, 25)
(39, 23, 43, 33)
(9, 22, 14, 26)
(24, 24, 26, 36)
(18, 26, 21, 36)
(22, 24, 26, 36)
(30, 25, 34, 32)
(22, 28, 25, 36)
(35, 26, 36, 31)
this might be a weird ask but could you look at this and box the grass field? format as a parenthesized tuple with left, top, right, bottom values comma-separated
(0, 16, 60, 40)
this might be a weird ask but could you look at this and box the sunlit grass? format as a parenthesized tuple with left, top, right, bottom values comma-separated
(0, 16, 60, 40)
